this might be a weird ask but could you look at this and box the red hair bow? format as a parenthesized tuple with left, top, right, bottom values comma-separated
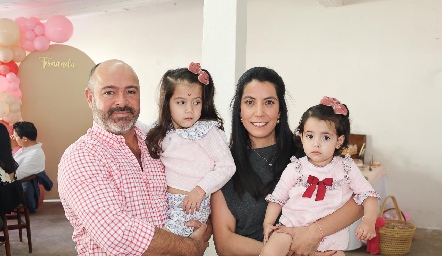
(320, 96, 348, 116)
(188, 62, 210, 85)
(302, 175, 333, 201)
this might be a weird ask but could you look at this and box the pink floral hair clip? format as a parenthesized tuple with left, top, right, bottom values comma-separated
(320, 96, 348, 116)
(188, 62, 210, 85)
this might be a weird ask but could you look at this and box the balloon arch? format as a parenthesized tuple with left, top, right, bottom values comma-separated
(0, 15, 74, 131)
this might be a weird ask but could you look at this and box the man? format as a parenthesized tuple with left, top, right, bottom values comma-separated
(12, 121, 45, 181)
(58, 59, 210, 255)
(12, 121, 53, 212)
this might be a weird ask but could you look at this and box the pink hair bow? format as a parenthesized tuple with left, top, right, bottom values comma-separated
(188, 62, 210, 85)
(320, 96, 348, 116)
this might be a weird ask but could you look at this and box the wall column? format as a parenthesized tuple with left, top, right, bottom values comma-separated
(202, 0, 247, 137)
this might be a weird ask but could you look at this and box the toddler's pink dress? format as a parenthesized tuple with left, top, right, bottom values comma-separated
(266, 155, 379, 252)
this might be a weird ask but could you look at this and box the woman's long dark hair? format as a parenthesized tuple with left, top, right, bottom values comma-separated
(229, 67, 303, 200)
(146, 67, 223, 159)
(0, 123, 18, 174)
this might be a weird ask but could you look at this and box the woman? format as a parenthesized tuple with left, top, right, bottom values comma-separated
(0, 123, 17, 184)
(211, 67, 364, 256)
(0, 123, 22, 217)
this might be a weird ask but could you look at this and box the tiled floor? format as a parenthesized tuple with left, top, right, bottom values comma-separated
(4, 202, 442, 255)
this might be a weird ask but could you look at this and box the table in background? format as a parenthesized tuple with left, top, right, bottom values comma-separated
(346, 165, 387, 251)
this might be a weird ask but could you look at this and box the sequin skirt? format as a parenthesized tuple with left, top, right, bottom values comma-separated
(164, 192, 211, 237)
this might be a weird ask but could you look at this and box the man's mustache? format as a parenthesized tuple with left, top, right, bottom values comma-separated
(108, 106, 136, 115)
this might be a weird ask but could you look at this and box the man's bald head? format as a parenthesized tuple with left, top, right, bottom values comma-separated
(88, 59, 139, 92)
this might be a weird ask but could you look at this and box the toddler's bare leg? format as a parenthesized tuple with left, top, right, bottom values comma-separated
(260, 232, 292, 256)
(333, 250, 345, 256)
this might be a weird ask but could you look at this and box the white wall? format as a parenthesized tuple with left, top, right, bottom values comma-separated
(246, 0, 442, 229)
(65, 0, 441, 230)
(68, 0, 204, 124)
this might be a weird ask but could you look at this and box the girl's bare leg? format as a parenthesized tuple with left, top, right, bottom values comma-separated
(260, 232, 292, 256)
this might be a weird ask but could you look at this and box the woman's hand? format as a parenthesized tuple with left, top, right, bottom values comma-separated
(183, 186, 206, 214)
(276, 224, 322, 255)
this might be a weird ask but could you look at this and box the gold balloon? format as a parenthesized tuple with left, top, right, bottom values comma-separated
(0, 18, 20, 47)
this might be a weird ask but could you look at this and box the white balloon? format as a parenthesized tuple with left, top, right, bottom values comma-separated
(4, 94, 15, 104)
(2, 110, 21, 123)
(9, 103, 20, 113)
(0, 101, 9, 117)
(0, 47, 13, 63)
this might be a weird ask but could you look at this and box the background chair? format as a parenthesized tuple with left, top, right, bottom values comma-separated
(6, 190, 32, 253)
(0, 214, 11, 256)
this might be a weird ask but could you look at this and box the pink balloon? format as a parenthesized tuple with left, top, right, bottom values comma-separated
(0, 76, 9, 91)
(20, 37, 35, 52)
(44, 15, 73, 43)
(14, 17, 27, 26)
(15, 17, 28, 34)
(34, 24, 44, 36)
(29, 17, 40, 24)
(25, 19, 36, 30)
(6, 72, 17, 82)
(33, 36, 50, 51)
(0, 65, 9, 75)
(8, 81, 19, 91)
(9, 88, 22, 99)
(24, 30, 36, 41)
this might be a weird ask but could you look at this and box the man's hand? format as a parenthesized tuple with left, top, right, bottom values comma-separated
(187, 220, 209, 256)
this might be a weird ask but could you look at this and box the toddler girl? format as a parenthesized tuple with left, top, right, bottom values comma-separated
(145, 62, 235, 236)
(261, 96, 379, 256)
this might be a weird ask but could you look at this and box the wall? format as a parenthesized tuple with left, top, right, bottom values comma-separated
(21, 0, 441, 230)
(18, 45, 95, 200)
(246, 0, 442, 229)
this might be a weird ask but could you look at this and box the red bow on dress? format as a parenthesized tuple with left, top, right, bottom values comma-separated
(302, 175, 333, 201)
(188, 62, 210, 85)
(319, 96, 348, 116)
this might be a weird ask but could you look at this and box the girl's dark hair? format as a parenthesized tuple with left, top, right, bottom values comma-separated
(146, 67, 223, 159)
(230, 67, 303, 199)
(0, 123, 19, 174)
(13, 121, 37, 141)
(295, 102, 351, 156)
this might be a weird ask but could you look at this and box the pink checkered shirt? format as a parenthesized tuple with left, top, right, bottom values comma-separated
(58, 122, 167, 255)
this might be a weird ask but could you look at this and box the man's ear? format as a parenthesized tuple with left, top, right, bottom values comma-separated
(336, 135, 345, 149)
(85, 88, 93, 109)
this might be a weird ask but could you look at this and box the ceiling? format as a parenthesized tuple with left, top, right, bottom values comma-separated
(0, 0, 179, 20)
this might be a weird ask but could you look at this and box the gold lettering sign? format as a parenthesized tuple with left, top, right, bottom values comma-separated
(39, 57, 77, 69)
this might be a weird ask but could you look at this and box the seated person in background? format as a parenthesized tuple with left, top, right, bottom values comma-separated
(12, 121, 52, 212)
(10, 132, 21, 155)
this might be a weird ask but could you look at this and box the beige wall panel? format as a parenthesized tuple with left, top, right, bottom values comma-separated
(18, 44, 95, 200)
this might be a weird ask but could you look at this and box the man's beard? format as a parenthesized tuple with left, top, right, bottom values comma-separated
(92, 100, 140, 135)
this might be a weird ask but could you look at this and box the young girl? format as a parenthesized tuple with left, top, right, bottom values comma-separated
(145, 62, 235, 237)
(261, 96, 380, 256)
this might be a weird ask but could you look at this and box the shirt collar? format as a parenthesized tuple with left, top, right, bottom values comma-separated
(90, 122, 146, 145)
